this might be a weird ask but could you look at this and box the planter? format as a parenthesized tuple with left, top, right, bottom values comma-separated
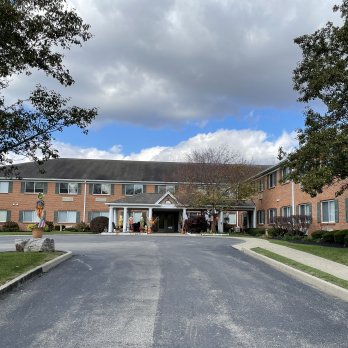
(32, 227, 44, 238)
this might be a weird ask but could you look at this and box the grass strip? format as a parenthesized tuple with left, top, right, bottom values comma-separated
(0, 252, 63, 285)
(269, 240, 348, 266)
(251, 247, 348, 290)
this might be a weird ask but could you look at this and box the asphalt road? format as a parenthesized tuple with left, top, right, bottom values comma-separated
(0, 235, 347, 348)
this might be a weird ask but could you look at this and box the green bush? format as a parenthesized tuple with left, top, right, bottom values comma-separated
(45, 221, 54, 231)
(245, 228, 265, 236)
(268, 228, 282, 238)
(73, 222, 89, 232)
(64, 227, 78, 232)
(2, 221, 20, 232)
(90, 216, 109, 234)
(344, 234, 348, 245)
(334, 230, 348, 244)
(310, 230, 323, 241)
(27, 223, 37, 232)
(322, 231, 335, 243)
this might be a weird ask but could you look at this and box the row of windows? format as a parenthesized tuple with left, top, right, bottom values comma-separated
(257, 200, 339, 225)
(257, 167, 291, 192)
(0, 181, 177, 196)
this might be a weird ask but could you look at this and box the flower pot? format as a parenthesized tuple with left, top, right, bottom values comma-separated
(32, 227, 43, 238)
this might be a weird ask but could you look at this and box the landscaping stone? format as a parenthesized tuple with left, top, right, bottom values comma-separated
(15, 238, 55, 252)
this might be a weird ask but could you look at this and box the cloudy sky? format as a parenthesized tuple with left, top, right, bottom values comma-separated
(6, 0, 340, 164)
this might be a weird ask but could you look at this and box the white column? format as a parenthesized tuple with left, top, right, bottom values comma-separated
(253, 208, 256, 228)
(218, 211, 224, 233)
(148, 207, 153, 221)
(236, 211, 239, 227)
(182, 208, 187, 220)
(123, 207, 128, 232)
(108, 206, 113, 233)
(291, 180, 295, 215)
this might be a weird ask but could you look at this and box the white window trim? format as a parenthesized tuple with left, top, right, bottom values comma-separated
(321, 200, 335, 223)
(268, 172, 277, 188)
(0, 210, 7, 222)
(57, 211, 77, 223)
(93, 183, 111, 195)
(125, 184, 144, 196)
(59, 182, 78, 195)
(25, 182, 44, 194)
(0, 181, 9, 194)
(22, 211, 40, 223)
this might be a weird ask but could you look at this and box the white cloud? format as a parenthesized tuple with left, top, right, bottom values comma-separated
(45, 129, 297, 164)
(3, 0, 339, 128)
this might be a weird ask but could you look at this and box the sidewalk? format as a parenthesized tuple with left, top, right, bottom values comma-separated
(232, 237, 348, 302)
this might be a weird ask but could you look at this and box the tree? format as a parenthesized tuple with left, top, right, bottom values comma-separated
(280, 1, 348, 197)
(0, 0, 97, 175)
(176, 146, 259, 212)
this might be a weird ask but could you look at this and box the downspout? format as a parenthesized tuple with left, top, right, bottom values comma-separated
(83, 180, 87, 223)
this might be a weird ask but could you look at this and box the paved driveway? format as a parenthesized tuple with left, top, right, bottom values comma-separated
(0, 235, 347, 348)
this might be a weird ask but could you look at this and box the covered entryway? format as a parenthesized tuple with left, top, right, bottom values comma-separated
(153, 210, 179, 233)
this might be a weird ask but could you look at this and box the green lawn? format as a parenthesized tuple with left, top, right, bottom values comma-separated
(269, 240, 348, 266)
(0, 252, 63, 286)
(252, 247, 348, 290)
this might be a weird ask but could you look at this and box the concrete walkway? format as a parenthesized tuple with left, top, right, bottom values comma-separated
(232, 237, 348, 281)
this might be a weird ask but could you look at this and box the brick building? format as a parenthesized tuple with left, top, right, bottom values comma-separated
(1, 158, 347, 233)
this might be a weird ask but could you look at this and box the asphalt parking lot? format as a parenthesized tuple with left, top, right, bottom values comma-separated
(0, 234, 347, 348)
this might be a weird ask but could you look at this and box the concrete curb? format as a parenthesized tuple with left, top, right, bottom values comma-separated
(0, 251, 73, 296)
(236, 247, 348, 303)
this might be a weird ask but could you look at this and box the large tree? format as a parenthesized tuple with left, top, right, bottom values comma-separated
(176, 146, 259, 211)
(280, 1, 348, 197)
(0, 0, 97, 175)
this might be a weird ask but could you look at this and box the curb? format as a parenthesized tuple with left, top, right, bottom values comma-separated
(0, 251, 73, 296)
(236, 246, 348, 303)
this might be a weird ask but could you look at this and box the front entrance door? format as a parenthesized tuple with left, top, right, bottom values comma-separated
(155, 212, 179, 233)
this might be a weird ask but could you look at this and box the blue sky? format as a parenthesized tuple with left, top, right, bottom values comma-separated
(6, 0, 339, 164)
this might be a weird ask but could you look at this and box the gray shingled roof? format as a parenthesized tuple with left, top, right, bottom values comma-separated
(6, 158, 270, 182)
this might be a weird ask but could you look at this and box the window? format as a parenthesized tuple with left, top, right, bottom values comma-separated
(321, 200, 336, 223)
(257, 210, 265, 225)
(258, 179, 264, 192)
(57, 211, 77, 223)
(25, 182, 44, 193)
(90, 211, 109, 221)
(281, 167, 291, 183)
(281, 206, 291, 217)
(22, 211, 40, 223)
(125, 184, 144, 195)
(157, 185, 176, 194)
(299, 203, 311, 217)
(0, 210, 8, 222)
(93, 183, 111, 195)
(226, 213, 236, 224)
(268, 208, 277, 224)
(0, 182, 9, 193)
(59, 183, 78, 194)
(267, 172, 277, 188)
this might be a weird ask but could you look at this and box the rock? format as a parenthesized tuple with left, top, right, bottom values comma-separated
(22, 238, 55, 252)
(15, 239, 30, 252)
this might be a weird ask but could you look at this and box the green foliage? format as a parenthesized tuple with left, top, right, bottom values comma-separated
(90, 216, 109, 234)
(0, 0, 97, 174)
(279, 1, 348, 196)
(345, 234, 348, 245)
(27, 223, 37, 232)
(322, 231, 335, 243)
(2, 221, 19, 232)
(185, 215, 208, 233)
(310, 230, 324, 241)
(45, 221, 54, 232)
(73, 222, 89, 232)
(333, 230, 348, 244)
(245, 228, 265, 236)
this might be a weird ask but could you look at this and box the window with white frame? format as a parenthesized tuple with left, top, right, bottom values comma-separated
(125, 184, 143, 195)
(321, 200, 336, 223)
(57, 211, 77, 223)
(258, 179, 264, 192)
(226, 213, 236, 224)
(22, 211, 40, 223)
(157, 185, 176, 194)
(281, 206, 291, 217)
(90, 211, 109, 221)
(59, 183, 78, 194)
(268, 172, 277, 188)
(281, 167, 291, 183)
(93, 183, 111, 195)
(25, 182, 44, 193)
(268, 208, 277, 224)
(299, 203, 311, 217)
(0, 210, 8, 222)
(257, 210, 265, 224)
(0, 182, 9, 193)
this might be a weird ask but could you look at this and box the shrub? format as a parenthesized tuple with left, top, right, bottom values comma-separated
(245, 228, 265, 236)
(90, 216, 109, 233)
(45, 221, 54, 231)
(344, 234, 348, 246)
(73, 222, 89, 232)
(310, 230, 323, 241)
(64, 227, 78, 232)
(185, 215, 208, 233)
(322, 231, 335, 243)
(27, 223, 37, 231)
(2, 221, 20, 232)
(268, 228, 283, 238)
(54, 225, 65, 231)
(44, 225, 51, 232)
(334, 230, 348, 244)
